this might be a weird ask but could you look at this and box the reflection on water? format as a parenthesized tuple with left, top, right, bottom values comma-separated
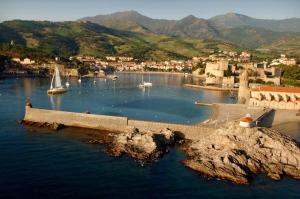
(7, 73, 236, 124)
(49, 95, 62, 110)
(1, 74, 300, 199)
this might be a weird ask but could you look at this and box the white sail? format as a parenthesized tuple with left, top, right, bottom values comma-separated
(47, 66, 67, 94)
(50, 72, 55, 89)
(54, 67, 62, 88)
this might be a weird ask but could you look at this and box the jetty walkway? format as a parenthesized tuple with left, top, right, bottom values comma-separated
(23, 104, 215, 140)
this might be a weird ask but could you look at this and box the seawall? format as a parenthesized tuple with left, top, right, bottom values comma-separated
(24, 106, 214, 140)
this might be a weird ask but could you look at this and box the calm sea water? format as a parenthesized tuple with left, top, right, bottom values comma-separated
(0, 73, 299, 199)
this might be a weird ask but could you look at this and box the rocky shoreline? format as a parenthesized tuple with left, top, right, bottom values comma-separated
(105, 127, 184, 162)
(103, 122, 300, 184)
(21, 120, 300, 184)
(181, 122, 300, 184)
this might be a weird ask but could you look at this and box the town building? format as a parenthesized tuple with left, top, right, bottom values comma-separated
(11, 57, 35, 65)
(106, 56, 117, 61)
(118, 56, 133, 62)
(21, 58, 35, 65)
(249, 86, 300, 110)
(270, 54, 297, 66)
(238, 52, 251, 63)
(205, 59, 229, 85)
(239, 114, 255, 128)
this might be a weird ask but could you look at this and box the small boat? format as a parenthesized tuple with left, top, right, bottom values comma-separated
(144, 74, 152, 87)
(143, 82, 152, 87)
(138, 74, 152, 88)
(65, 79, 70, 87)
(138, 83, 145, 88)
(107, 75, 118, 81)
(65, 76, 70, 87)
(78, 77, 81, 83)
(47, 66, 67, 95)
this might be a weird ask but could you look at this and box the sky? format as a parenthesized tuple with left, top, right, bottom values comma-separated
(1, 0, 300, 22)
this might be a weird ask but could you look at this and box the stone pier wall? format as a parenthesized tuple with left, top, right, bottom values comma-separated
(24, 107, 128, 131)
(24, 106, 214, 139)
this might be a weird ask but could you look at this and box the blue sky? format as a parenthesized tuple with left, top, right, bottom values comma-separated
(1, 0, 300, 22)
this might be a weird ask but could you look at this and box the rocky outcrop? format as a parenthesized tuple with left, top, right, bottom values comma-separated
(21, 120, 64, 131)
(182, 122, 300, 184)
(107, 127, 183, 161)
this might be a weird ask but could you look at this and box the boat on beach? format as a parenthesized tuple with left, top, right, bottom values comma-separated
(47, 66, 67, 94)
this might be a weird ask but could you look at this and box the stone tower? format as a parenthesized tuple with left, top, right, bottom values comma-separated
(238, 70, 250, 104)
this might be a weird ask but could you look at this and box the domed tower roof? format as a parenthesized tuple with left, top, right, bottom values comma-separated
(240, 70, 249, 81)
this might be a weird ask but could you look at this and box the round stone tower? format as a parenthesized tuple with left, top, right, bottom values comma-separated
(238, 70, 250, 104)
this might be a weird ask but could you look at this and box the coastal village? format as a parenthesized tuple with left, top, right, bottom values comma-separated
(2, 50, 298, 85)
(3, 49, 300, 113)
(3, 0, 300, 197)
(3, 50, 300, 109)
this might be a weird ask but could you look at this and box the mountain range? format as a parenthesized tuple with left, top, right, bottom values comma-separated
(0, 20, 244, 61)
(79, 11, 300, 52)
(0, 11, 300, 61)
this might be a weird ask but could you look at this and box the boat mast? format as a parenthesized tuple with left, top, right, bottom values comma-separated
(50, 70, 55, 89)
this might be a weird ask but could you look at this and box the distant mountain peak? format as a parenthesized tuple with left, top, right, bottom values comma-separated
(211, 12, 249, 20)
(183, 15, 197, 19)
(109, 10, 143, 16)
(78, 10, 300, 35)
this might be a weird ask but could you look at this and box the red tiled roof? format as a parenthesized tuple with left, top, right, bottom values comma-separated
(251, 86, 300, 94)
(240, 117, 253, 122)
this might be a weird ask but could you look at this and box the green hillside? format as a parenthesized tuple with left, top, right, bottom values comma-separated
(79, 11, 300, 57)
(0, 20, 242, 61)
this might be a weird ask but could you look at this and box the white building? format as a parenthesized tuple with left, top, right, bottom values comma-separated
(249, 86, 300, 110)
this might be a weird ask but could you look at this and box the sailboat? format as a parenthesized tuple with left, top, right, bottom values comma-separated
(138, 74, 152, 88)
(143, 74, 152, 87)
(138, 75, 145, 88)
(78, 76, 81, 83)
(47, 66, 67, 94)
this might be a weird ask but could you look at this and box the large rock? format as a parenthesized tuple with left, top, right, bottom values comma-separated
(182, 122, 300, 184)
(107, 127, 181, 161)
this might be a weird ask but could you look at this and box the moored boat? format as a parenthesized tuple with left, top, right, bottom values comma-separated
(47, 66, 67, 95)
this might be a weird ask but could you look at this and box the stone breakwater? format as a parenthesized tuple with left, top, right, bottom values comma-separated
(181, 122, 300, 184)
(22, 105, 300, 184)
(23, 105, 214, 140)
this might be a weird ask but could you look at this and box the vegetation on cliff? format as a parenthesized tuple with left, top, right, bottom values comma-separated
(0, 20, 242, 62)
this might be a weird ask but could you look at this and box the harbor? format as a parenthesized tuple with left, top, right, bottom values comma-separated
(1, 73, 300, 199)
(1, 0, 300, 198)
